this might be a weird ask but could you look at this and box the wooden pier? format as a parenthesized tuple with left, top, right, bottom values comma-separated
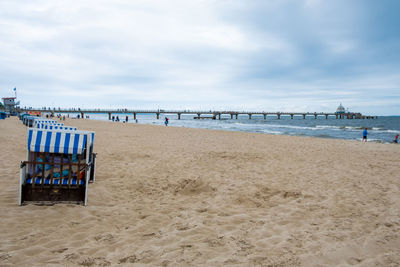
(19, 108, 378, 120)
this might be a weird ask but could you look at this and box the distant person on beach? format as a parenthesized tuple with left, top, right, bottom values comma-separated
(116, 116, 120, 122)
(112, 116, 115, 122)
(125, 116, 128, 123)
(165, 117, 169, 126)
(393, 134, 399, 144)
(362, 128, 368, 142)
(135, 119, 138, 123)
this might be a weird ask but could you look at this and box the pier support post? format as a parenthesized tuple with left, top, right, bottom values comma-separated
(197, 113, 201, 119)
(325, 114, 328, 119)
(277, 114, 281, 120)
(314, 114, 318, 119)
(235, 114, 238, 119)
(263, 114, 266, 120)
(248, 114, 252, 120)
(231, 114, 233, 119)
(81, 112, 84, 118)
(156, 113, 159, 120)
(108, 113, 111, 120)
(133, 113, 136, 120)
(290, 114, 294, 119)
(218, 113, 221, 120)
(178, 113, 181, 120)
(303, 114, 306, 119)
(336, 114, 338, 119)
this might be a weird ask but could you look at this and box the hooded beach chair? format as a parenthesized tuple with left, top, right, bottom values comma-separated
(22, 116, 31, 125)
(19, 113, 28, 121)
(23, 116, 34, 126)
(33, 119, 61, 127)
(19, 128, 95, 205)
(35, 123, 68, 129)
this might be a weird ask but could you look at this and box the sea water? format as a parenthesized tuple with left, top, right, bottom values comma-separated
(62, 113, 400, 143)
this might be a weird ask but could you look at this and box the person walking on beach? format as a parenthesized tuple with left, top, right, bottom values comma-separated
(393, 134, 399, 144)
(165, 117, 169, 126)
(362, 128, 368, 142)
(125, 116, 128, 123)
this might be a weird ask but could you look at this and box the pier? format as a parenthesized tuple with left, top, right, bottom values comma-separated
(19, 108, 378, 120)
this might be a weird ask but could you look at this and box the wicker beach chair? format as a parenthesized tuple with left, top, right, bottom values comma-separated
(23, 116, 35, 126)
(35, 124, 70, 130)
(33, 119, 62, 127)
(19, 128, 96, 205)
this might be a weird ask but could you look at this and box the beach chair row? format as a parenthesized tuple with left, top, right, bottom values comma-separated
(19, 116, 97, 206)
(19, 114, 64, 128)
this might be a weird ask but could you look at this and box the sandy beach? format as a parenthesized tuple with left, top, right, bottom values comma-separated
(0, 117, 399, 266)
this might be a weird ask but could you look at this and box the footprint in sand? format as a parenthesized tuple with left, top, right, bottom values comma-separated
(51, 248, 68, 254)
(118, 255, 138, 264)
(79, 257, 111, 266)
(94, 233, 115, 242)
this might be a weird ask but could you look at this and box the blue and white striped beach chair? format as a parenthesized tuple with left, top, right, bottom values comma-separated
(23, 116, 37, 127)
(19, 128, 95, 205)
(35, 124, 72, 130)
(33, 120, 63, 127)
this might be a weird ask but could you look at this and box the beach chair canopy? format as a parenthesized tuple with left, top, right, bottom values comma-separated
(36, 123, 67, 129)
(33, 119, 59, 124)
(27, 128, 94, 154)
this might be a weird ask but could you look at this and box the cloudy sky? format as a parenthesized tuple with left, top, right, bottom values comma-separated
(1, 0, 399, 115)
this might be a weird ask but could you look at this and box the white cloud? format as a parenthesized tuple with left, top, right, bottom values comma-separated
(0, 0, 399, 115)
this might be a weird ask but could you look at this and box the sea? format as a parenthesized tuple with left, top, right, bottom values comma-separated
(61, 112, 400, 143)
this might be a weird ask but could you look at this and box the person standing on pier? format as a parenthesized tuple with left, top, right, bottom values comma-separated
(362, 128, 368, 142)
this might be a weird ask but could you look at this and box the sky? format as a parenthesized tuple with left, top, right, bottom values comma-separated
(0, 0, 399, 115)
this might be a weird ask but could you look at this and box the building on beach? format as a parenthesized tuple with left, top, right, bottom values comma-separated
(1, 97, 19, 115)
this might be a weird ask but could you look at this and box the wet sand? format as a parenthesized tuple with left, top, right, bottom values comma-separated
(0, 117, 399, 266)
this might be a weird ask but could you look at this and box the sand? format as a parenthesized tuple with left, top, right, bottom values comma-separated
(0, 117, 399, 266)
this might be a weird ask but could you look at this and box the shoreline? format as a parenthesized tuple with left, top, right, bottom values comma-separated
(76, 116, 398, 144)
(1, 117, 399, 266)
